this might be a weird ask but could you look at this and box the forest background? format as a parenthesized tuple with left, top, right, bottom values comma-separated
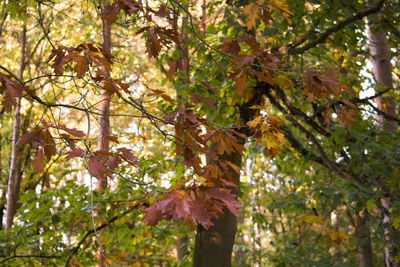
(0, 0, 399, 266)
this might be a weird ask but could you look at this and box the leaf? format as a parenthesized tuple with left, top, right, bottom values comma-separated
(87, 158, 107, 179)
(225, 161, 242, 174)
(146, 28, 162, 59)
(32, 149, 44, 174)
(102, 2, 120, 25)
(42, 130, 57, 159)
(275, 74, 293, 89)
(155, 4, 170, 18)
(205, 188, 243, 217)
(267, 0, 293, 21)
(233, 73, 247, 97)
(218, 39, 240, 57)
(190, 93, 216, 109)
(106, 135, 119, 143)
(192, 199, 217, 230)
(106, 155, 122, 170)
(117, 147, 138, 162)
(65, 147, 85, 160)
(73, 55, 89, 78)
(54, 124, 86, 138)
(242, 2, 260, 31)
(141, 205, 163, 226)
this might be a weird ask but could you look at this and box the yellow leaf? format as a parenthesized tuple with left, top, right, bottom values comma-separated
(267, 0, 293, 22)
(247, 115, 263, 129)
(275, 74, 294, 89)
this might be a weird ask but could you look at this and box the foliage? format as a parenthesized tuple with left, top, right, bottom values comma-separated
(0, 0, 400, 266)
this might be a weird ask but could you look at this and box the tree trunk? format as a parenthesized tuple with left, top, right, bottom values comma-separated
(96, 10, 112, 267)
(368, 10, 398, 267)
(356, 209, 374, 267)
(193, 148, 242, 267)
(5, 24, 26, 230)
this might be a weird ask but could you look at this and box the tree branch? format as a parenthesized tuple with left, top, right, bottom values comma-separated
(286, 0, 385, 55)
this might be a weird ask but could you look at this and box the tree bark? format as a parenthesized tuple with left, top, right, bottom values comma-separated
(95, 10, 112, 267)
(193, 147, 242, 267)
(356, 209, 374, 267)
(5, 24, 26, 231)
(368, 9, 398, 267)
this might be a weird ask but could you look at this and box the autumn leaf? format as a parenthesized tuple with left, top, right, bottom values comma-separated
(32, 149, 44, 174)
(267, 0, 293, 22)
(102, 2, 120, 25)
(242, 2, 260, 31)
(117, 147, 138, 162)
(65, 147, 85, 160)
(233, 73, 247, 97)
(73, 55, 89, 78)
(54, 124, 86, 138)
(42, 130, 57, 159)
(87, 158, 107, 179)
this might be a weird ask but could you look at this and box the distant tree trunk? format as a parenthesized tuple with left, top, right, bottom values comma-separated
(96, 8, 112, 267)
(5, 24, 26, 231)
(193, 147, 242, 267)
(368, 10, 398, 267)
(356, 209, 374, 267)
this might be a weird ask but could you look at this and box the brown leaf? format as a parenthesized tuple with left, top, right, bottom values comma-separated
(155, 4, 170, 18)
(102, 2, 120, 25)
(106, 155, 122, 170)
(32, 149, 44, 174)
(88, 158, 107, 179)
(73, 56, 89, 78)
(42, 130, 57, 159)
(54, 124, 85, 138)
(106, 135, 119, 143)
(218, 39, 240, 57)
(233, 73, 247, 97)
(2, 92, 16, 112)
(147, 28, 162, 58)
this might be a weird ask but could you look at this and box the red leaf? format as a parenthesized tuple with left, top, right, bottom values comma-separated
(218, 38, 240, 57)
(19, 128, 42, 148)
(192, 199, 217, 230)
(206, 188, 243, 217)
(117, 147, 137, 162)
(65, 147, 85, 160)
(141, 205, 163, 226)
(0, 73, 24, 97)
(175, 193, 192, 220)
(54, 124, 85, 138)
(88, 158, 107, 179)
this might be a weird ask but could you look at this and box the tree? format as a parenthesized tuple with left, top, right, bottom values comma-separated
(0, 0, 399, 266)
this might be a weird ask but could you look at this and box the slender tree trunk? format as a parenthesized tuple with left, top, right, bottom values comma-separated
(95, 9, 112, 266)
(5, 24, 26, 231)
(193, 147, 242, 267)
(368, 10, 398, 267)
